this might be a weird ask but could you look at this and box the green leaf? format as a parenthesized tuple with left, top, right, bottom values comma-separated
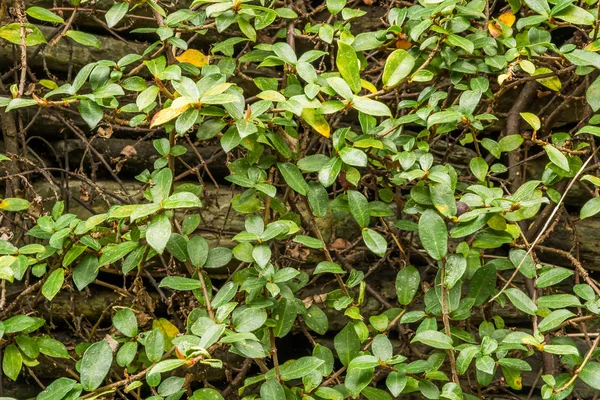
(348, 190, 370, 228)
(41, 268, 64, 301)
(339, 147, 367, 167)
(145, 329, 165, 363)
(159, 276, 201, 290)
(430, 183, 457, 217)
(37, 336, 70, 359)
(65, 30, 101, 48)
(146, 213, 171, 254)
(187, 235, 209, 268)
(303, 304, 329, 335)
(260, 379, 285, 400)
(0, 23, 47, 46)
(536, 267, 573, 288)
(538, 309, 574, 332)
(113, 308, 138, 337)
(580, 197, 600, 219)
(579, 362, 600, 390)
(232, 307, 267, 332)
(162, 192, 202, 209)
(278, 163, 309, 196)
(36, 378, 76, 400)
(314, 261, 345, 275)
(79, 99, 103, 129)
(445, 254, 466, 289)
(418, 209, 448, 260)
(564, 49, 600, 69)
(520, 112, 540, 131)
(351, 97, 392, 117)
(362, 229, 387, 257)
(80, 340, 113, 391)
(335, 323, 360, 366)
(327, 0, 347, 14)
(499, 135, 524, 152)
(411, 330, 453, 349)
(476, 355, 495, 375)
(277, 357, 325, 381)
(586, 76, 600, 112)
(2, 344, 22, 381)
(386, 371, 407, 397)
(336, 41, 361, 93)
(524, 0, 550, 15)
(382, 49, 415, 88)
(554, 6, 594, 25)
(446, 34, 474, 54)
(396, 266, 420, 305)
(467, 264, 497, 306)
(151, 168, 173, 203)
(105, 2, 129, 28)
(469, 157, 488, 181)
(456, 345, 479, 374)
(0, 198, 30, 211)
(26, 7, 65, 23)
(505, 288, 538, 315)
(544, 145, 569, 171)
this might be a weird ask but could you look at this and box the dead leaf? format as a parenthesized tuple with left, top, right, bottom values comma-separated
(97, 125, 113, 139)
(396, 39, 412, 49)
(175, 49, 209, 68)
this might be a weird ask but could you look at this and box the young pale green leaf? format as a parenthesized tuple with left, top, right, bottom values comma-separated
(105, 2, 129, 27)
(113, 308, 138, 338)
(386, 371, 407, 397)
(336, 41, 362, 93)
(524, 0, 550, 15)
(146, 213, 171, 254)
(65, 30, 101, 48)
(41, 268, 64, 301)
(469, 157, 488, 181)
(520, 112, 540, 131)
(544, 145, 569, 171)
(581, 197, 600, 219)
(26, 6, 65, 23)
(382, 49, 415, 88)
(2, 344, 22, 381)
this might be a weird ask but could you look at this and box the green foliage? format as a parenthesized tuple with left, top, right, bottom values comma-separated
(1, 0, 600, 398)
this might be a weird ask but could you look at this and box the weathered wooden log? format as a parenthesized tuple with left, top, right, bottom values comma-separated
(0, 26, 147, 74)
(51, 139, 228, 179)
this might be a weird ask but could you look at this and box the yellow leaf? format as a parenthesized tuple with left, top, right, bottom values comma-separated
(360, 79, 378, 94)
(488, 22, 502, 38)
(520, 60, 536, 75)
(175, 49, 208, 68)
(150, 103, 191, 128)
(534, 67, 562, 91)
(498, 11, 516, 27)
(153, 318, 180, 350)
(301, 109, 330, 138)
